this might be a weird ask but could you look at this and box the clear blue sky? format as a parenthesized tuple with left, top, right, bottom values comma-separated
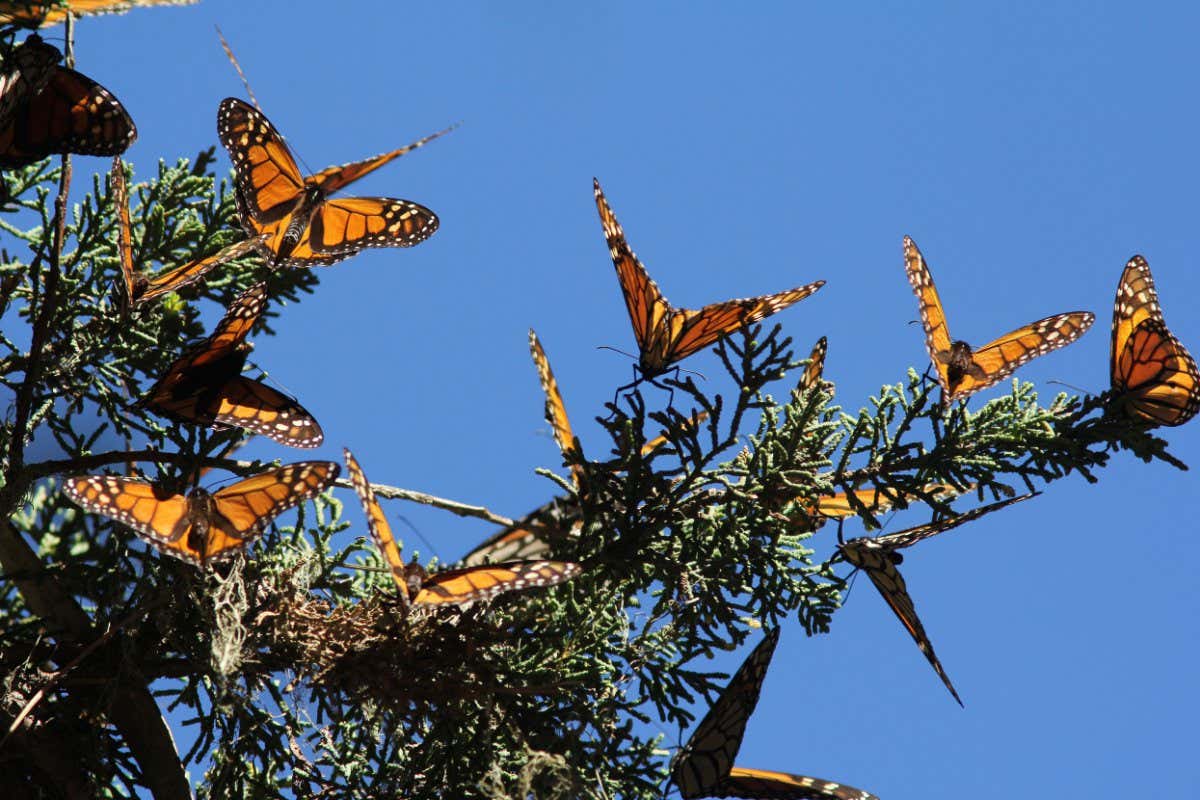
(55, 2, 1200, 797)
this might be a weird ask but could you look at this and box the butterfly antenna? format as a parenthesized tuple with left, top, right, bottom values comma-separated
(215, 26, 262, 113)
(392, 514, 440, 563)
(597, 344, 638, 361)
(1046, 378, 1090, 394)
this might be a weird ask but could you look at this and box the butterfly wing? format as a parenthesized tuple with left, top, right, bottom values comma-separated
(210, 377, 323, 448)
(308, 124, 453, 195)
(665, 281, 825, 367)
(799, 336, 828, 391)
(62, 474, 194, 551)
(138, 236, 265, 305)
(343, 449, 409, 599)
(950, 311, 1094, 401)
(1113, 319, 1200, 427)
(0, 65, 135, 167)
(840, 539, 962, 706)
(217, 97, 305, 226)
(0, 34, 59, 131)
(459, 497, 579, 567)
(143, 282, 266, 423)
(904, 236, 956, 395)
(412, 560, 582, 607)
(1110, 256, 1200, 426)
(0, 1, 196, 27)
(716, 767, 880, 800)
(528, 329, 581, 487)
(593, 177, 675, 374)
(875, 492, 1035, 550)
(672, 628, 781, 799)
(298, 195, 438, 264)
(109, 155, 137, 301)
(206, 461, 340, 559)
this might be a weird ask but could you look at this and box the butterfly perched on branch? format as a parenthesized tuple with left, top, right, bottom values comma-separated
(0, 33, 135, 166)
(593, 177, 824, 380)
(61, 461, 340, 566)
(217, 97, 448, 268)
(343, 449, 582, 609)
(141, 282, 324, 448)
(110, 157, 265, 307)
(1108, 255, 1200, 427)
(838, 493, 1035, 706)
(671, 628, 879, 800)
(904, 236, 1093, 404)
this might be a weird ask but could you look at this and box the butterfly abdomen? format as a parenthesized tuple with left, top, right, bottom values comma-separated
(184, 489, 215, 557)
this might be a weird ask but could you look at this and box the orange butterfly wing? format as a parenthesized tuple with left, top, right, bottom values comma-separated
(411, 560, 582, 607)
(594, 178, 822, 376)
(672, 629, 780, 799)
(0, 63, 135, 167)
(905, 235, 1093, 401)
(0, 1, 195, 27)
(210, 377, 323, 449)
(799, 336, 828, 391)
(136, 237, 265, 305)
(717, 767, 879, 800)
(1110, 256, 1200, 426)
(343, 449, 410, 599)
(218, 97, 440, 268)
(459, 497, 579, 567)
(63, 475, 194, 553)
(528, 329, 582, 487)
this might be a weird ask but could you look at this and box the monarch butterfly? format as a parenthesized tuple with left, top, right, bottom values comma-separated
(672, 629, 878, 800)
(0, 35, 135, 167)
(141, 282, 324, 448)
(593, 178, 824, 379)
(343, 449, 582, 608)
(839, 493, 1035, 706)
(459, 500, 579, 567)
(61, 461, 340, 566)
(798, 336, 828, 392)
(0, 0, 194, 27)
(788, 483, 965, 533)
(904, 236, 1094, 404)
(217, 97, 445, 268)
(1109, 256, 1200, 427)
(110, 158, 264, 306)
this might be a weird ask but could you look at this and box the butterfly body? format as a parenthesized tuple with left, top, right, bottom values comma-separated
(904, 236, 1094, 403)
(593, 178, 823, 380)
(1108, 256, 1199, 427)
(62, 461, 340, 566)
(218, 97, 442, 268)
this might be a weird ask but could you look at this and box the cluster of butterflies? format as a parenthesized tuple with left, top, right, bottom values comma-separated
(6, 4, 1200, 799)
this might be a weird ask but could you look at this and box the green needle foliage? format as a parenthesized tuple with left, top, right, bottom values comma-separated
(0, 34, 1191, 800)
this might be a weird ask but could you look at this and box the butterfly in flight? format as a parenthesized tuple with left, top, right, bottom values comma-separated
(0, 34, 135, 167)
(1108, 256, 1200, 427)
(110, 157, 264, 307)
(593, 178, 824, 381)
(217, 97, 446, 268)
(904, 236, 1094, 404)
(343, 449, 582, 608)
(141, 282, 323, 448)
(671, 628, 879, 800)
(838, 492, 1036, 706)
(62, 461, 340, 566)
(0, 1, 194, 28)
